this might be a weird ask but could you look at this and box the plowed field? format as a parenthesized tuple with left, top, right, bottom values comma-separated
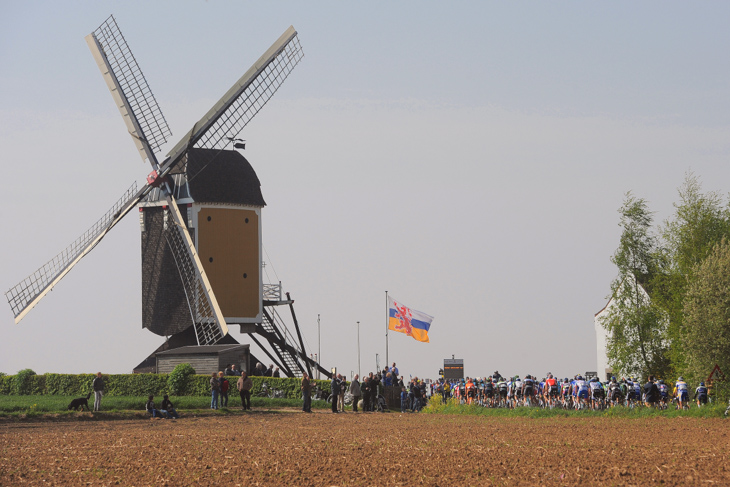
(1, 411, 728, 485)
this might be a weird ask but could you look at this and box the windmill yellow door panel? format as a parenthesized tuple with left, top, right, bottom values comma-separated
(197, 207, 260, 320)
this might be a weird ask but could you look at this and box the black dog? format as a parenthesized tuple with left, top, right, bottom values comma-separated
(68, 393, 92, 411)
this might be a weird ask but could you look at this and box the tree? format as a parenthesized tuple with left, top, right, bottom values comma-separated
(682, 238, 730, 387)
(655, 172, 730, 373)
(600, 192, 670, 379)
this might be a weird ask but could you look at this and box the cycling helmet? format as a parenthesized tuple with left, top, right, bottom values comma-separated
(658, 380, 664, 384)
(700, 382, 705, 386)
(591, 377, 598, 382)
(577, 376, 583, 381)
(678, 377, 684, 381)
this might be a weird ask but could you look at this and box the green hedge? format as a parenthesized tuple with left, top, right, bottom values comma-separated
(0, 373, 333, 399)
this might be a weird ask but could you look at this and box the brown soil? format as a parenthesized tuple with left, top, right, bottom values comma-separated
(1, 411, 728, 486)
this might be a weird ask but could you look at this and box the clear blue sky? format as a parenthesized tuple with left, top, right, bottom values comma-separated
(2, 2, 729, 379)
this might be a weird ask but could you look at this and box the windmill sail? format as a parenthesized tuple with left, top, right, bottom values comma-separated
(86, 16, 228, 343)
(86, 15, 171, 163)
(5, 182, 140, 323)
(166, 26, 304, 158)
(163, 202, 229, 344)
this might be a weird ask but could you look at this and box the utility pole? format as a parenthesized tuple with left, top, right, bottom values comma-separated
(357, 321, 361, 378)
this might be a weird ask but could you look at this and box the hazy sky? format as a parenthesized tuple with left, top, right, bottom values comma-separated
(2, 2, 729, 380)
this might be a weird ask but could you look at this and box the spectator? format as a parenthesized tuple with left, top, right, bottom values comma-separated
(218, 371, 230, 408)
(273, 367, 281, 378)
(230, 364, 241, 376)
(330, 373, 340, 413)
(301, 373, 313, 413)
(370, 373, 380, 411)
(398, 376, 404, 388)
(362, 376, 371, 412)
(338, 374, 346, 412)
(210, 372, 220, 410)
(265, 364, 274, 377)
(384, 372, 393, 387)
(349, 374, 362, 412)
(252, 363, 264, 376)
(400, 387, 408, 413)
(237, 371, 253, 411)
(92, 372, 104, 412)
(392, 363, 399, 377)
(146, 395, 167, 419)
(161, 394, 180, 419)
(224, 364, 234, 376)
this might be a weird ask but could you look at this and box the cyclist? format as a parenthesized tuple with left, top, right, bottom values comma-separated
(497, 377, 509, 407)
(522, 375, 534, 407)
(560, 378, 571, 409)
(544, 374, 558, 408)
(589, 377, 605, 409)
(484, 377, 495, 407)
(674, 377, 689, 410)
(607, 377, 623, 407)
(465, 378, 476, 405)
(574, 376, 589, 409)
(657, 380, 670, 409)
(512, 376, 523, 408)
(694, 382, 708, 407)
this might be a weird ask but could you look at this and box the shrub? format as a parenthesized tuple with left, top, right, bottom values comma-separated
(167, 363, 196, 395)
(14, 369, 37, 395)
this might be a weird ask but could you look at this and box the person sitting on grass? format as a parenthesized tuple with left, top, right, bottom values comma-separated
(146, 395, 170, 419)
(161, 394, 180, 419)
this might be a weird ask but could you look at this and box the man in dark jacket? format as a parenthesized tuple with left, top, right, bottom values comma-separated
(330, 374, 340, 413)
(643, 376, 659, 407)
(92, 372, 104, 412)
(370, 374, 380, 412)
(361, 377, 371, 412)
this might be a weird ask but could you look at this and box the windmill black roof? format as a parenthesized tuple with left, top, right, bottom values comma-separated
(169, 148, 266, 207)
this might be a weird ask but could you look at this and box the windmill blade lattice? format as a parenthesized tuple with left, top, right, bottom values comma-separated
(163, 206, 227, 345)
(166, 26, 303, 159)
(89, 15, 172, 159)
(5, 182, 139, 323)
(195, 34, 303, 150)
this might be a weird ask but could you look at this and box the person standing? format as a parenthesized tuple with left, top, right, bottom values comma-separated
(237, 371, 252, 410)
(338, 374, 346, 412)
(330, 373, 340, 413)
(92, 372, 104, 412)
(391, 363, 399, 377)
(370, 373, 380, 411)
(210, 372, 220, 410)
(301, 373, 313, 413)
(218, 371, 230, 408)
(361, 376, 371, 412)
(349, 374, 362, 412)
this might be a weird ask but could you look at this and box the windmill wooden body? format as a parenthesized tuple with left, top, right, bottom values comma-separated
(5, 15, 328, 378)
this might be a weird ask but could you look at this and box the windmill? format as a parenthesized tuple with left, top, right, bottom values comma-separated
(5, 15, 328, 378)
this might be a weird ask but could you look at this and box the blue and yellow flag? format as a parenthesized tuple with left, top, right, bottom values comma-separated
(388, 296, 433, 343)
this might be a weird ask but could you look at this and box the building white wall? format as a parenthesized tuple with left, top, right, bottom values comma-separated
(594, 302, 613, 381)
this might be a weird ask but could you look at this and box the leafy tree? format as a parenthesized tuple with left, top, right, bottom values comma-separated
(14, 368, 37, 395)
(681, 238, 730, 387)
(655, 173, 730, 373)
(167, 363, 196, 395)
(601, 193, 670, 379)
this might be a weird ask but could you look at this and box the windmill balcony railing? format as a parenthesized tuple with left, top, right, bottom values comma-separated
(263, 283, 282, 301)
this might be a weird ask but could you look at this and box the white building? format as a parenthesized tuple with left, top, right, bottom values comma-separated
(594, 275, 651, 381)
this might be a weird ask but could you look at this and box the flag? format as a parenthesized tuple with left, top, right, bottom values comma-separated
(388, 296, 433, 343)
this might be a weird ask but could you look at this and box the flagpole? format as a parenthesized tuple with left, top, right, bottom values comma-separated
(385, 290, 389, 371)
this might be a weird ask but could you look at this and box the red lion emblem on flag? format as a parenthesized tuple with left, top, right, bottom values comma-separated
(393, 301, 413, 336)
